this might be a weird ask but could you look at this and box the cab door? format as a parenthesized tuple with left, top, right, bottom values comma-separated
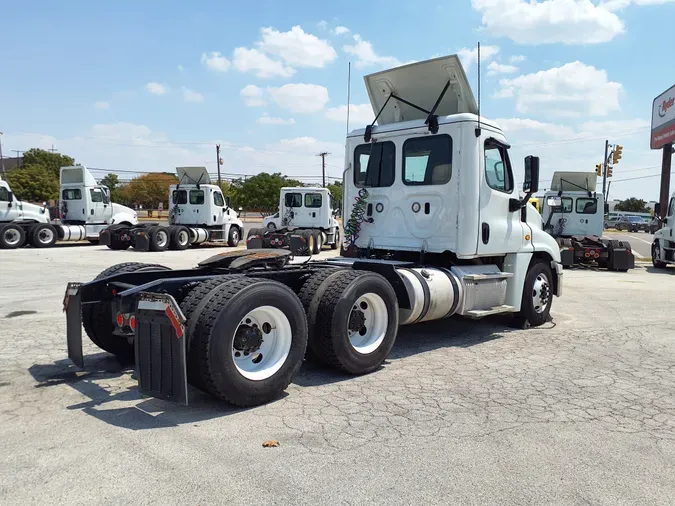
(477, 137, 526, 255)
(0, 185, 15, 221)
(213, 189, 227, 226)
(88, 187, 109, 223)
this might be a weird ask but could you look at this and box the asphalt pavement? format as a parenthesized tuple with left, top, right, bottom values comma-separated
(1, 245, 675, 505)
(602, 230, 654, 259)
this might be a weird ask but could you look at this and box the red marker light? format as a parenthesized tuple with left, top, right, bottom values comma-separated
(129, 315, 136, 331)
(116, 313, 124, 327)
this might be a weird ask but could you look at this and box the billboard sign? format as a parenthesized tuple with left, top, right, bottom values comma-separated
(651, 84, 675, 149)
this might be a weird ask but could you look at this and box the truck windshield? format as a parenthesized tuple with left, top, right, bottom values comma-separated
(172, 190, 187, 204)
(354, 141, 395, 188)
(62, 189, 82, 200)
(189, 190, 204, 205)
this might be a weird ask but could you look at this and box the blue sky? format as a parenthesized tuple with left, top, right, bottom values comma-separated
(1, 0, 673, 198)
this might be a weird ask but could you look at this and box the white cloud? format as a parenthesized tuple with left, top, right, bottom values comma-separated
(268, 83, 330, 113)
(495, 61, 622, 117)
(200, 51, 231, 72)
(325, 104, 375, 125)
(240, 85, 266, 107)
(510, 55, 526, 63)
(145, 82, 167, 95)
(182, 87, 204, 103)
(495, 118, 576, 138)
(257, 26, 337, 68)
(471, 0, 625, 44)
(233, 47, 295, 78)
(257, 114, 296, 125)
(343, 34, 401, 69)
(457, 45, 500, 71)
(334, 26, 350, 35)
(487, 61, 519, 75)
(317, 20, 328, 29)
(94, 101, 110, 110)
(177, 64, 184, 72)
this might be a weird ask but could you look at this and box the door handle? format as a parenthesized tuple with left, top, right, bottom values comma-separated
(481, 223, 490, 244)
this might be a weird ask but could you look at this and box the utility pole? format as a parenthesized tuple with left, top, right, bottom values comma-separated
(12, 150, 23, 161)
(317, 151, 330, 187)
(216, 144, 222, 187)
(660, 143, 673, 219)
(602, 139, 609, 197)
(48, 144, 58, 153)
(0, 132, 5, 176)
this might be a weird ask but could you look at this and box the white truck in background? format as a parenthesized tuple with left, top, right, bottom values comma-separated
(64, 54, 564, 408)
(540, 171, 634, 271)
(0, 165, 137, 249)
(651, 191, 675, 269)
(248, 186, 341, 254)
(100, 166, 244, 251)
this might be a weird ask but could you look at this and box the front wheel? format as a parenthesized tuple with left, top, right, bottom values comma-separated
(228, 226, 241, 247)
(652, 241, 667, 269)
(516, 260, 553, 327)
(0, 223, 26, 249)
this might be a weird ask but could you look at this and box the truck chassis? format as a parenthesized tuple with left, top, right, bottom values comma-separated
(555, 236, 634, 271)
(246, 226, 339, 255)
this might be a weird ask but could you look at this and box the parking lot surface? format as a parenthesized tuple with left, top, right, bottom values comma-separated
(603, 230, 654, 259)
(1, 246, 674, 505)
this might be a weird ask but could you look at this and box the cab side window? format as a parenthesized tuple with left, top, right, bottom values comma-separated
(484, 141, 513, 193)
(214, 191, 224, 207)
(284, 193, 302, 207)
(0, 187, 9, 202)
(668, 198, 675, 217)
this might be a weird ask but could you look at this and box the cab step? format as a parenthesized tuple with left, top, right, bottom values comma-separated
(464, 305, 516, 319)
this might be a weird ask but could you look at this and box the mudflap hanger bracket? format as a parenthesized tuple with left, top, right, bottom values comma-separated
(363, 80, 451, 143)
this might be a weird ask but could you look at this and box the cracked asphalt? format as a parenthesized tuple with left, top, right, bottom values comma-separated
(1, 244, 675, 505)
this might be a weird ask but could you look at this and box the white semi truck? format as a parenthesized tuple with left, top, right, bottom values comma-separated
(99, 166, 244, 251)
(0, 165, 137, 249)
(248, 186, 341, 254)
(540, 171, 634, 271)
(63, 54, 563, 408)
(651, 191, 675, 269)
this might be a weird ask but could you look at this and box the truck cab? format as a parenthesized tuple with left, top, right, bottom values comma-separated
(0, 177, 50, 225)
(652, 192, 675, 268)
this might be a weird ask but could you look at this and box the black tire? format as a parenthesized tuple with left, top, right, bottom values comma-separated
(169, 225, 191, 250)
(296, 230, 313, 255)
(297, 268, 343, 362)
(148, 225, 170, 251)
(311, 230, 322, 254)
(312, 270, 399, 375)
(652, 240, 667, 269)
(82, 262, 170, 363)
(178, 275, 241, 390)
(516, 260, 553, 327)
(0, 223, 26, 249)
(29, 223, 58, 248)
(107, 225, 130, 250)
(228, 226, 241, 247)
(331, 228, 340, 250)
(192, 277, 308, 407)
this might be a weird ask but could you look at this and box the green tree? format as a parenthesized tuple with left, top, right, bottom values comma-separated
(234, 173, 304, 215)
(5, 164, 59, 202)
(21, 148, 75, 180)
(99, 173, 121, 202)
(326, 182, 343, 210)
(614, 197, 650, 213)
(119, 172, 178, 209)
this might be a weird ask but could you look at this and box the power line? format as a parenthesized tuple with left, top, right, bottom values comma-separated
(510, 126, 650, 149)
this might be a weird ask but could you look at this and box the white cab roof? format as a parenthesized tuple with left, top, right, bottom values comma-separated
(176, 166, 211, 185)
(281, 187, 328, 192)
(60, 165, 97, 186)
(364, 54, 478, 126)
(550, 172, 598, 192)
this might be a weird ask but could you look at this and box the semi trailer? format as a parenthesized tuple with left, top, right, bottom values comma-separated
(63, 54, 563, 407)
(99, 166, 244, 251)
(247, 186, 341, 254)
(0, 165, 137, 249)
(540, 171, 633, 271)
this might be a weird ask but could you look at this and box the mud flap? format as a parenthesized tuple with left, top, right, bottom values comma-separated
(63, 282, 84, 368)
(560, 248, 574, 267)
(99, 228, 112, 247)
(247, 236, 263, 249)
(132, 229, 151, 251)
(134, 293, 188, 405)
(289, 234, 305, 254)
(608, 241, 635, 271)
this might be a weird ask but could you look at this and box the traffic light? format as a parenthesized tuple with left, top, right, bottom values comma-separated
(606, 165, 613, 178)
(612, 145, 623, 164)
(595, 163, 602, 176)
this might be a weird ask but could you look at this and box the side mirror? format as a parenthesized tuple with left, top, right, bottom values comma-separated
(237, 206, 242, 218)
(523, 156, 540, 194)
(604, 203, 609, 214)
(654, 203, 661, 215)
(8, 191, 14, 202)
(546, 196, 563, 213)
(225, 196, 231, 208)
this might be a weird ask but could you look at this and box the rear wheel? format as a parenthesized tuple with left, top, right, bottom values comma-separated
(331, 228, 340, 250)
(29, 223, 57, 248)
(170, 225, 190, 250)
(192, 278, 308, 407)
(311, 230, 322, 254)
(652, 240, 667, 269)
(310, 270, 399, 375)
(149, 226, 170, 251)
(297, 230, 314, 255)
(0, 223, 26, 249)
(515, 260, 553, 328)
(82, 262, 170, 363)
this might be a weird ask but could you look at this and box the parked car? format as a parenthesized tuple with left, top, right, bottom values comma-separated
(605, 215, 648, 232)
(262, 211, 281, 230)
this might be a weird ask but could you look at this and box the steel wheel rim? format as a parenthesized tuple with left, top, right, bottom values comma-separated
(4, 228, 21, 246)
(37, 228, 54, 244)
(348, 293, 388, 355)
(316, 234, 323, 250)
(178, 230, 189, 246)
(308, 235, 314, 251)
(532, 272, 551, 314)
(653, 243, 661, 262)
(232, 306, 292, 381)
(232, 229, 239, 242)
(156, 230, 168, 248)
